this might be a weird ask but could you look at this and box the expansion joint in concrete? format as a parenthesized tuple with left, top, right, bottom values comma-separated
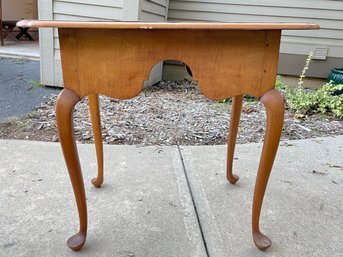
(177, 145, 210, 257)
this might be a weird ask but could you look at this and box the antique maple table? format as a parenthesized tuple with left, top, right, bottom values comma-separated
(18, 20, 319, 252)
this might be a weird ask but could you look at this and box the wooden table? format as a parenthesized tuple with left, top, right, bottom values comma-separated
(17, 20, 319, 252)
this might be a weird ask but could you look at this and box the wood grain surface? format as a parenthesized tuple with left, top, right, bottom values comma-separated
(58, 29, 281, 99)
(17, 20, 320, 30)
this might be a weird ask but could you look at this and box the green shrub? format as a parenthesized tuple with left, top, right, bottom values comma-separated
(276, 51, 343, 119)
(281, 82, 343, 119)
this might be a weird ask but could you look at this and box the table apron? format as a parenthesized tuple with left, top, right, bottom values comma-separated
(59, 28, 281, 100)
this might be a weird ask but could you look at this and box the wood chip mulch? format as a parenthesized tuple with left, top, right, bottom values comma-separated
(0, 80, 342, 145)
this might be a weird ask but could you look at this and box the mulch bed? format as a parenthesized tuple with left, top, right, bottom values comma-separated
(0, 80, 342, 145)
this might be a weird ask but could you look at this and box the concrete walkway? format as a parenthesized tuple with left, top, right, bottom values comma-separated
(0, 41, 39, 60)
(0, 137, 342, 257)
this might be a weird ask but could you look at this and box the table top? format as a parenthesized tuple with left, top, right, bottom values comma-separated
(17, 20, 319, 30)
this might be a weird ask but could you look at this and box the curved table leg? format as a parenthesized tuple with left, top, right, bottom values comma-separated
(56, 89, 87, 251)
(227, 95, 243, 184)
(88, 94, 104, 188)
(252, 89, 284, 250)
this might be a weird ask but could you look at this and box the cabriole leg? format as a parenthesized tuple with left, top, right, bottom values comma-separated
(88, 94, 104, 188)
(252, 89, 284, 250)
(227, 95, 243, 184)
(56, 89, 87, 251)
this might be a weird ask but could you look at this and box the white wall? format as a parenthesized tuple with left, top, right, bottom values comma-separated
(141, 0, 169, 21)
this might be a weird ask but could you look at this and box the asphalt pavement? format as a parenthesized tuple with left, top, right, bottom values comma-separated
(0, 57, 61, 121)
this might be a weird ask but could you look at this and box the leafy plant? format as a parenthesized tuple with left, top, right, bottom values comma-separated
(218, 98, 231, 104)
(298, 52, 314, 87)
(244, 94, 257, 103)
(219, 94, 256, 104)
(29, 80, 45, 88)
(284, 82, 343, 118)
(275, 52, 343, 119)
(275, 75, 286, 91)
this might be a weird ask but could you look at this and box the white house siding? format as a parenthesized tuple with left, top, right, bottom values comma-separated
(168, 0, 343, 78)
(39, 0, 168, 87)
(141, 0, 169, 21)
